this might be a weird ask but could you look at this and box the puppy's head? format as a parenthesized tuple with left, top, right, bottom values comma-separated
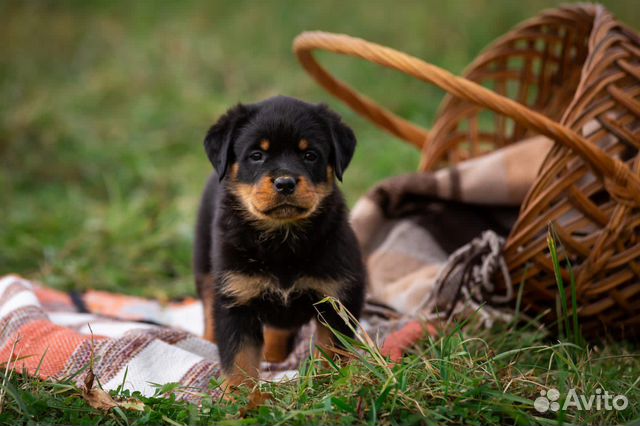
(204, 96, 356, 226)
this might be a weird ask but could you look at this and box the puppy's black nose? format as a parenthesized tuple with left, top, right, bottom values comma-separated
(274, 176, 296, 195)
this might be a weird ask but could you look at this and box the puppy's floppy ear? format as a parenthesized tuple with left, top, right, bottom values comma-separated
(204, 103, 256, 181)
(316, 104, 356, 181)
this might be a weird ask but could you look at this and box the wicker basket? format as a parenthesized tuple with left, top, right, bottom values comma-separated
(293, 4, 640, 338)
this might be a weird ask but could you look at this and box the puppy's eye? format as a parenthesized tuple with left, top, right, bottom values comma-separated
(249, 151, 264, 162)
(303, 150, 318, 162)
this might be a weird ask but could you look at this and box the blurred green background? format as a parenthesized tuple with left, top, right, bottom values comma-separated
(1, 0, 638, 298)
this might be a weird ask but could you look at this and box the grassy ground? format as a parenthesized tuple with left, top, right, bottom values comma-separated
(2, 315, 639, 425)
(1, 1, 639, 424)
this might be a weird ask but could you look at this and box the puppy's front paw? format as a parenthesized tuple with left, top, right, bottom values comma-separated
(238, 389, 274, 416)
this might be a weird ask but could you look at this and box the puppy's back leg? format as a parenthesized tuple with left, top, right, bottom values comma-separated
(263, 326, 298, 363)
(314, 319, 338, 360)
(194, 174, 218, 342)
(314, 291, 364, 360)
(199, 276, 217, 343)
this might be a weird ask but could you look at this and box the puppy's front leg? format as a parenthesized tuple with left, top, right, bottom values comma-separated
(215, 301, 263, 389)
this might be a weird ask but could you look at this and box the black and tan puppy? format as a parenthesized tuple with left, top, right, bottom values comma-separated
(193, 96, 365, 389)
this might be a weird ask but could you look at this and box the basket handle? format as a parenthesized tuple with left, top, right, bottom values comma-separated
(293, 31, 640, 202)
(293, 34, 429, 149)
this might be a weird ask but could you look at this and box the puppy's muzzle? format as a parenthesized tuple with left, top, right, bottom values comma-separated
(273, 176, 297, 195)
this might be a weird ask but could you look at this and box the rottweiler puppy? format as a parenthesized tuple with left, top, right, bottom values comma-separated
(193, 96, 366, 389)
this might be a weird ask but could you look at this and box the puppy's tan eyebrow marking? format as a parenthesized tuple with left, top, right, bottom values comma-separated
(260, 139, 270, 151)
(298, 139, 309, 151)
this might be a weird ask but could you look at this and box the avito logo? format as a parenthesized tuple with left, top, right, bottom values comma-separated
(534, 388, 628, 413)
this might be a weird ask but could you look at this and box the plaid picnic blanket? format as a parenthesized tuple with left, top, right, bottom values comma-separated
(0, 275, 417, 400)
(0, 135, 552, 400)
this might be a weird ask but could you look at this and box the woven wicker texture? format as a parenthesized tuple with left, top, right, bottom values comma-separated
(293, 4, 640, 338)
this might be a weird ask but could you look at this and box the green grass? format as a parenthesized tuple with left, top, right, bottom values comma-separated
(1, 1, 639, 424)
(2, 306, 639, 425)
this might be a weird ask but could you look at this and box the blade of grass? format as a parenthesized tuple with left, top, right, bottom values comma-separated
(547, 225, 571, 342)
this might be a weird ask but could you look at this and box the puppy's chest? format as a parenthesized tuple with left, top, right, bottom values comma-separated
(219, 271, 342, 306)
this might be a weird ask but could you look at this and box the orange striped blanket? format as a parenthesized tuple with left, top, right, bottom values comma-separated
(0, 275, 422, 400)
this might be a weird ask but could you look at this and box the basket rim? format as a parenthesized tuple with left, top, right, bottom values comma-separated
(292, 25, 640, 202)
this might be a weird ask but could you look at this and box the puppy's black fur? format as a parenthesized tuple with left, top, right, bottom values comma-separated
(193, 96, 365, 386)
